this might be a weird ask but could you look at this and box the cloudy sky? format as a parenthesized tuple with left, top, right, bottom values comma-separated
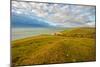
(12, 1, 96, 27)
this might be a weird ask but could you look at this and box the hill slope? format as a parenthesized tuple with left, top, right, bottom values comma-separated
(11, 27, 96, 66)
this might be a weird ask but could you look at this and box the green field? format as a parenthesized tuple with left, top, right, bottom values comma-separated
(11, 27, 96, 66)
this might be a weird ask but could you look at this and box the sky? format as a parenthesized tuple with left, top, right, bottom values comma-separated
(12, 1, 96, 27)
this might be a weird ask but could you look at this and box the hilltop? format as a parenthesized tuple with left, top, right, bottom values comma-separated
(12, 27, 96, 66)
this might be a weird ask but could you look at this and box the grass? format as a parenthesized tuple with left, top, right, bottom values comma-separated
(11, 27, 96, 66)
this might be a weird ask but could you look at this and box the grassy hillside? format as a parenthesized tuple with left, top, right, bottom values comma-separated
(11, 27, 96, 66)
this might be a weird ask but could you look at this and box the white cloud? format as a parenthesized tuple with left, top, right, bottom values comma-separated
(12, 1, 96, 27)
(84, 22, 95, 27)
(16, 10, 22, 14)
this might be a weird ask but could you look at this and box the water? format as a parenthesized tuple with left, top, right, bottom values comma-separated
(11, 27, 65, 40)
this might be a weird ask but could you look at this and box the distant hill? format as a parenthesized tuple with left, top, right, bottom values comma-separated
(11, 27, 96, 66)
(56, 27, 96, 38)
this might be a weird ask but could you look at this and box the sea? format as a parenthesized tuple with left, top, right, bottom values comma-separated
(11, 27, 65, 40)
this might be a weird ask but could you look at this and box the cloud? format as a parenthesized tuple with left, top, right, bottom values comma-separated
(84, 22, 95, 27)
(12, 1, 96, 27)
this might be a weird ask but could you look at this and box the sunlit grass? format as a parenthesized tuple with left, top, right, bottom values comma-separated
(11, 27, 96, 66)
